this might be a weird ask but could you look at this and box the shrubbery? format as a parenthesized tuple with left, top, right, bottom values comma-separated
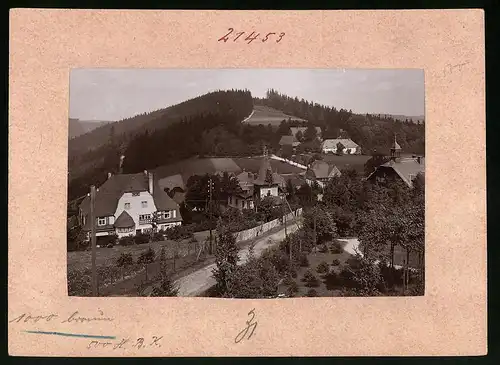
(299, 254, 309, 267)
(306, 288, 318, 297)
(119, 236, 135, 246)
(164, 225, 194, 240)
(332, 259, 341, 266)
(330, 241, 344, 254)
(302, 269, 320, 287)
(116, 252, 133, 267)
(316, 262, 330, 274)
(319, 244, 328, 253)
(134, 233, 150, 245)
(137, 247, 156, 264)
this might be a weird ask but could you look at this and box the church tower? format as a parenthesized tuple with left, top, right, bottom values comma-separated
(390, 134, 401, 161)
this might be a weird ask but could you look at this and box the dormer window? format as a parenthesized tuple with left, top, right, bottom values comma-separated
(141, 201, 148, 208)
(124, 203, 130, 210)
(164, 211, 171, 219)
(98, 217, 106, 226)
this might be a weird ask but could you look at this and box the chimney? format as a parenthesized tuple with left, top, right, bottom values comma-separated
(148, 172, 154, 195)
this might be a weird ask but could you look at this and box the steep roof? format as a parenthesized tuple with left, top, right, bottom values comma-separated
(308, 160, 342, 180)
(367, 157, 425, 188)
(322, 138, 359, 150)
(279, 135, 297, 146)
(79, 173, 179, 216)
(114, 210, 135, 228)
(236, 171, 255, 191)
(254, 157, 284, 186)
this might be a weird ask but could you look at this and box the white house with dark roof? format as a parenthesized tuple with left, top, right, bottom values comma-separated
(79, 170, 182, 239)
(322, 138, 361, 154)
(305, 160, 342, 188)
(227, 152, 286, 210)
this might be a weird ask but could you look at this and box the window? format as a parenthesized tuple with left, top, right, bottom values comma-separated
(141, 201, 148, 208)
(172, 210, 176, 218)
(132, 192, 140, 196)
(139, 214, 151, 221)
(163, 211, 171, 219)
(98, 217, 106, 226)
(124, 202, 130, 210)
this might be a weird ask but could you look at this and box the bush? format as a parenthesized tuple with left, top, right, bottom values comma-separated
(137, 247, 156, 264)
(286, 281, 299, 296)
(330, 241, 343, 254)
(116, 252, 133, 267)
(164, 225, 194, 240)
(134, 233, 150, 245)
(302, 269, 320, 287)
(152, 231, 165, 242)
(299, 254, 309, 267)
(319, 244, 328, 253)
(290, 268, 298, 278)
(306, 288, 318, 297)
(97, 234, 118, 248)
(316, 262, 330, 274)
(119, 236, 135, 246)
(332, 259, 341, 266)
(283, 276, 294, 286)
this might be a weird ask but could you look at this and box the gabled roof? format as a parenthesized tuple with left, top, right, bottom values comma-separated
(367, 157, 425, 188)
(308, 160, 342, 180)
(114, 210, 135, 228)
(236, 171, 255, 191)
(254, 157, 284, 186)
(79, 172, 179, 217)
(322, 138, 359, 150)
(279, 135, 297, 146)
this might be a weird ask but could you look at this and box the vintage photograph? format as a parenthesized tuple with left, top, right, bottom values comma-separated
(67, 69, 425, 298)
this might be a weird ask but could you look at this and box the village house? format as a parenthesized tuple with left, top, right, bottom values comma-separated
(322, 138, 361, 155)
(227, 151, 286, 210)
(279, 135, 300, 148)
(305, 160, 342, 188)
(366, 136, 425, 188)
(78, 170, 182, 240)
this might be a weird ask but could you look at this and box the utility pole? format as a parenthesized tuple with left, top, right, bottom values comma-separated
(90, 185, 97, 296)
(208, 177, 214, 255)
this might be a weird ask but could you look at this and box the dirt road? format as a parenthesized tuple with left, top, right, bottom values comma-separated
(175, 221, 301, 297)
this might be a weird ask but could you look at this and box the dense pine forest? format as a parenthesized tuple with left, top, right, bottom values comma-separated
(67, 88, 424, 201)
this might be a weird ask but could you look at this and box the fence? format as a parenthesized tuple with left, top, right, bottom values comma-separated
(233, 208, 302, 242)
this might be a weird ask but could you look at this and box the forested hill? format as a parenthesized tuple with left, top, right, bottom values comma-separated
(68, 89, 253, 200)
(68, 89, 253, 158)
(255, 89, 425, 155)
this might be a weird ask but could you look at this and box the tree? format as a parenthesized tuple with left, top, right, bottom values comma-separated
(212, 221, 239, 296)
(303, 206, 338, 246)
(67, 224, 87, 252)
(150, 274, 179, 297)
(265, 169, 274, 185)
(295, 130, 304, 142)
(227, 254, 280, 298)
(336, 142, 345, 155)
(257, 196, 278, 222)
(304, 125, 317, 141)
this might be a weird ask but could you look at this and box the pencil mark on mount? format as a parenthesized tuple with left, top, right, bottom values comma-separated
(24, 330, 116, 340)
(443, 61, 470, 76)
(235, 308, 258, 343)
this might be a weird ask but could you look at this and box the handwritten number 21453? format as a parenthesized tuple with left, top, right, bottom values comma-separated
(218, 29, 285, 43)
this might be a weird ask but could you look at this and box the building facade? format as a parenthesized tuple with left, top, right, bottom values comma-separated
(79, 171, 182, 240)
(322, 138, 361, 155)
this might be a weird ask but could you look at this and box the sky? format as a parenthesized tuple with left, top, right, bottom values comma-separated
(69, 68, 424, 121)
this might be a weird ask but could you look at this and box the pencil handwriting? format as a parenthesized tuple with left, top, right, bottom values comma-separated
(235, 308, 257, 343)
(218, 28, 285, 44)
